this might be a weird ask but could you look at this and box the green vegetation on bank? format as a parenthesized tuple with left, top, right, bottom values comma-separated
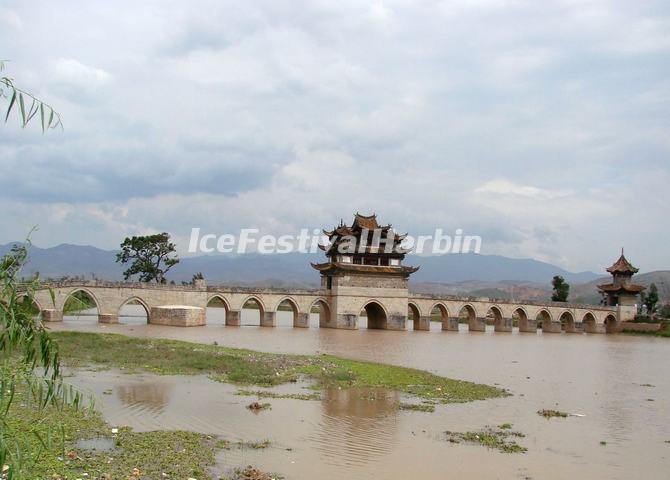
(51, 331, 507, 404)
(537, 409, 568, 418)
(445, 426, 527, 453)
(622, 329, 670, 338)
(621, 316, 670, 337)
(236, 389, 321, 401)
(398, 401, 436, 413)
(6, 381, 276, 479)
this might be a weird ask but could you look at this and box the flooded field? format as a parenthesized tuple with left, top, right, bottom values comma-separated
(55, 308, 670, 479)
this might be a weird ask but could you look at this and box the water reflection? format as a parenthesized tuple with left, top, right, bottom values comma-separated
(116, 381, 172, 415)
(315, 387, 400, 466)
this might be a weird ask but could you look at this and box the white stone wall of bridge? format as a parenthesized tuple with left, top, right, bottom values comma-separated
(407, 295, 619, 333)
(33, 281, 621, 333)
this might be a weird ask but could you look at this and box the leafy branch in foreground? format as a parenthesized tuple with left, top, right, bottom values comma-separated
(1, 60, 62, 132)
(0, 240, 87, 478)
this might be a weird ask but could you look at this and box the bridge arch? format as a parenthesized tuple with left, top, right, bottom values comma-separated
(512, 307, 530, 331)
(582, 312, 596, 333)
(207, 294, 231, 311)
(241, 295, 266, 326)
(559, 311, 575, 332)
(63, 289, 100, 322)
(63, 288, 100, 312)
(536, 309, 552, 331)
(429, 302, 450, 330)
(16, 294, 43, 322)
(458, 304, 477, 330)
(310, 298, 331, 328)
(604, 313, 617, 333)
(18, 293, 43, 313)
(206, 295, 230, 325)
(118, 296, 150, 324)
(241, 295, 266, 312)
(408, 302, 422, 330)
(360, 300, 388, 330)
(275, 297, 300, 326)
(487, 305, 504, 326)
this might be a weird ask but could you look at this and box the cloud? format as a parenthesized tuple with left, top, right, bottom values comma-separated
(51, 58, 111, 90)
(474, 179, 570, 199)
(0, 7, 22, 31)
(0, 0, 668, 273)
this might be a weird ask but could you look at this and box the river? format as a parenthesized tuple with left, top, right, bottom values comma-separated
(52, 307, 670, 479)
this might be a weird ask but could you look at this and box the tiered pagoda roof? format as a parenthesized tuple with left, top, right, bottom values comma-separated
(312, 213, 418, 277)
(598, 249, 645, 296)
(319, 213, 409, 257)
(606, 249, 639, 274)
(597, 283, 645, 294)
(311, 262, 419, 275)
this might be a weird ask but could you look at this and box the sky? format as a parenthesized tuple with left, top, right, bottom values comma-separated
(0, 0, 668, 273)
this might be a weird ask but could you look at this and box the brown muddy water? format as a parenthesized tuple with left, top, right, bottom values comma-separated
(55, 308, 670, 479)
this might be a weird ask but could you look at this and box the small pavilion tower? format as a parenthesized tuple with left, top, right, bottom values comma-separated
(311, 213, 418, 330)
(598, 249, 645, 307)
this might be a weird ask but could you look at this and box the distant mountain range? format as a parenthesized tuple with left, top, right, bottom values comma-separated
(1, 241, 601, 285)
(5, 241, 666, 303)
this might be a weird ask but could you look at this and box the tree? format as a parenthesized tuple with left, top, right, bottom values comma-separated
(551, 275, 570, 302)
(1, 60, 62, 131)
(1, 241, 84, 477)
(644, 283, 659, 314)
(116, 233, 180, 283)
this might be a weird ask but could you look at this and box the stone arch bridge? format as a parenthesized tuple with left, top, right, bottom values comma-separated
(29, 280, 626, 334)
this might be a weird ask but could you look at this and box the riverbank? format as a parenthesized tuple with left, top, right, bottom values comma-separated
(39, 319, 670, 480)
(52, 331, 507, 403)
(8, 380, 282, 480)
(11, 332, 506, 479)
(622, 329, 670, 338)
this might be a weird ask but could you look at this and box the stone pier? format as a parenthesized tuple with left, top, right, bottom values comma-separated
(415, 316, 431, 331)
(149, 306, 205, 327)
(98, 313, 119, 324)
(469, 317, 487, 332)
(226, 310, 241, 326)
(519, 319, 537, 333)
(494, 318, 513, 332)
(261, 311, 276, 327)
(443, 317, 460, 331)
(42, 309, 62, 322)
(542, 321, 563, 333)
(294, 312, 310, 328)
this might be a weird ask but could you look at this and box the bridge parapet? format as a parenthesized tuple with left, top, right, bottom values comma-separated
(207, 285, 322, 296)
(408, 292, 617, 313)
(40, 280, 206, 292)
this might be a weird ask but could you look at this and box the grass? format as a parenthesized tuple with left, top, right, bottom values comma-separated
(538, 409, 568, 418)
(236, 389, 321, 401)
(398, 402, 436, 413)
(4, 381, 232, 479)
(51, 331, 507, 404)
(622, 329, 670, 338)
(235, 440, 271, 450)
(228, 465, 282, 480)
(445, 427, 527, 454)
